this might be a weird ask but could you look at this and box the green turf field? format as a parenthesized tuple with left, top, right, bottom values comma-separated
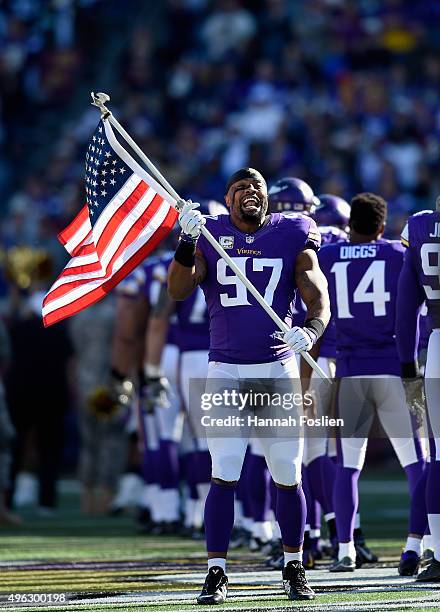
(0, 470, 438, 611)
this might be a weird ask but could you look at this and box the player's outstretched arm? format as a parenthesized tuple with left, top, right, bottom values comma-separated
(396, 249, 425, 377)
(168, 200, 207, 300)
(285, 248, 330, 383)
(168, 248, 207, 300)
(111, 293, 148, 377)
(295, 248, 331, 327)
(145, 285, 175, 368)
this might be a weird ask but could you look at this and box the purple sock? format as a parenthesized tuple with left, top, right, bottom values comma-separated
(409, 464, 428, 535)
(205, 482, 235, 552)
(404, 460, 426, 497)
(248, 454, 271, 522)
(302, 466, 313, 528)
(141, 448, 155, 485)
(239, 451, 253, 522)
(312, 500, 321, 531)
(158, 440, 179, 489)
(307, 457, 329, 513)
(322, 455, 335, 514)
(270, 477, 277, 514)
(333, 466, 360, 542)
(275, 484, 306, 548)
(427, 461, 440, 514)
(196, 450, 212, 485)
(183, 452, 199, 499)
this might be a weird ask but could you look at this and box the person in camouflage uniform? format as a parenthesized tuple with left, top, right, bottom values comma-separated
(70, 296, 130, 515)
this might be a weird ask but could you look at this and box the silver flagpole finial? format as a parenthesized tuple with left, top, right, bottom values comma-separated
(91, 92, 112, 119)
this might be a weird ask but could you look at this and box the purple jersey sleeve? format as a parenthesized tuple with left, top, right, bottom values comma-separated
(396, 248, 425, 371)
(197, 212, 319, 364)
(418, 304, 431, 354)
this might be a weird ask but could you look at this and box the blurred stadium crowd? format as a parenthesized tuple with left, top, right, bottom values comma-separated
(0, 0, 439, 521)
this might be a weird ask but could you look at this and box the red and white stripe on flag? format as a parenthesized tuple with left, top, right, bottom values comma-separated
(42, 121, 178, 327)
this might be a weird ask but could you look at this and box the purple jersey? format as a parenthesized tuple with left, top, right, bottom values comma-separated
(197, 212, 321, 364)
(289, 225, 347, 358)
(175, 287, 209, 352)
(318, 239, 405, 376)
(396, 211, 440, 367)
(401, 210, 440, 329)
(143, 252, 179, 346)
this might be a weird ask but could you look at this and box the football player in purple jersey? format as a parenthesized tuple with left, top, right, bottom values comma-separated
(313, 194, 379, 567)
(269, 182, 359, 567)
(396, 201, 440, 581)
(317, 193, 426, 573)
(267, 179, 343, 568)
(168, 167, 330, 603)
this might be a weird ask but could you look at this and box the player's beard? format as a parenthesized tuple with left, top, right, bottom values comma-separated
(238, 199, 268, 224)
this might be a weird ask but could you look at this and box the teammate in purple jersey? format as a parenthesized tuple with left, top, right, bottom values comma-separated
(318, 193, 426, 573)
(168, 167, 330, 603)
(396, 205, 440, 581)
(267, 180, 348, 569)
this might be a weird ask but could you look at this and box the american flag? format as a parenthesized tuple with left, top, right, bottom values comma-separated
(42, 120, 178, 327)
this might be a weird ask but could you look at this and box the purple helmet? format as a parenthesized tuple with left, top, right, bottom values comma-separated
(268, 177, 320, 214)
(314, 194, 351, 229)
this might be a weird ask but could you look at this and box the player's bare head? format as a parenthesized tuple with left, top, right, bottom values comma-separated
(225, 168, 268, 224)
(349, 192, 387, 239)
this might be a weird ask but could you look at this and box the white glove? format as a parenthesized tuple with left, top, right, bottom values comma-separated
(283, 326, 316, 353)
(178, 201, 205, 239)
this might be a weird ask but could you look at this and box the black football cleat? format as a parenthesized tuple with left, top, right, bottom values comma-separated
(416, 558, 440, 582)
(197, 566, 228, 604)
(420, 548, 434, 567)
(329, 556, 356, 572)
(282, 560, 315, 600)
(302, 548, 316, 570)
(354, 531, 378, 564)
(398, 550, 421, 576)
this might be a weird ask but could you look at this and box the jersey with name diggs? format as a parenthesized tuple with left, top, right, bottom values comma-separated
(318, 239, 404, 374)
(197, 212, 321, 364)
(401, 210, 440, 329)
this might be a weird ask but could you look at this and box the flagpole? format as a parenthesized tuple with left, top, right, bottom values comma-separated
(91, 93, 329, 381)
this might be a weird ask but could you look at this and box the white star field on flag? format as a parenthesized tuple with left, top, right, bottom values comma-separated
(84, 124, 132, 224)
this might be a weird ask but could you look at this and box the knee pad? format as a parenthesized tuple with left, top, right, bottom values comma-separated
(339, 439, 367, 470)
(211, 454, 243, 482)
(269, 456, 301, 487)
(303, 437, 327, 466)
(391, 438, 420, 468)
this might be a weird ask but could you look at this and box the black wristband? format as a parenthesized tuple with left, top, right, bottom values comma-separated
(304, 317, 326, 340)
(174, 239, 196, 267)
(401, 361, 420, 379)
